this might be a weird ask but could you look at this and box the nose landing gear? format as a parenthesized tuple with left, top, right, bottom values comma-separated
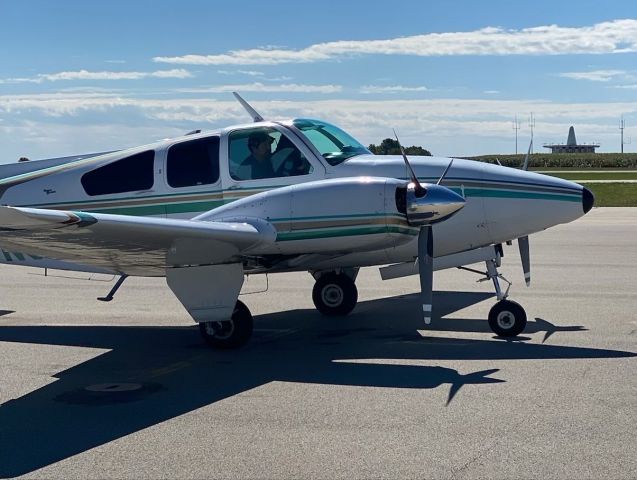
(484, 258, 527, 337)
(488, 299, 527, 337)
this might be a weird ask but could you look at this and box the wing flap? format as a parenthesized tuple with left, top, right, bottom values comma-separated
(0, 206, 274, 276)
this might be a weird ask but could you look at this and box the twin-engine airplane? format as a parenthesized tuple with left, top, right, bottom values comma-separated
(0, 93, 594, 348)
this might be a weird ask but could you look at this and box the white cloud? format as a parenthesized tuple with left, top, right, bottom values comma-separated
(558, 69, 626, 82)
(153, 19, 637, 66)
(148, 69, 193, 79)
(218, 70, 265, 76)
(360, 85, 428, 94)
(0, 69, 193, 84)
(3, 93, 636, 122)
(0, 121, 185, 162)
(2, 94, 636, 158)
(177, 82, 342, 94)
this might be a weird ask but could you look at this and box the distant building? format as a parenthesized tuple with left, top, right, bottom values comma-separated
(543, 126, 599, 153)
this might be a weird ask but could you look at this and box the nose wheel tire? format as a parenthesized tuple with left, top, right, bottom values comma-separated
(198, 299, 253, 349)
(312, 273, 358, 316)
(488, 300, 527, 337)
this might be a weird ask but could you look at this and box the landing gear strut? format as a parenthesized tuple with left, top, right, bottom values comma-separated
(484, 259, 527, 337)
(198, 300, 253, 349)
(312, 272, 358, 316)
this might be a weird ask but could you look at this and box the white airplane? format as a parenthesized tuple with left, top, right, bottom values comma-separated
(0, 93, 594, 348)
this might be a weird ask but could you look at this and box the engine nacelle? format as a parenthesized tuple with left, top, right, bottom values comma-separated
(198, 177, 417, 255)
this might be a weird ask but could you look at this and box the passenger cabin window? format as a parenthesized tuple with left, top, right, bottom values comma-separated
(167, 136, 220, 188)
(228, 127, 312, 181)
(81, 150, 154, 196)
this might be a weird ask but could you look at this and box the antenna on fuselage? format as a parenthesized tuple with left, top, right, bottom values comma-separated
(232, 92, 264, 122)
(521, 138, 532, 171)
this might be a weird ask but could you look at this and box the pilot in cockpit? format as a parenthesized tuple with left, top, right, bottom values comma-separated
(244, 131, 276, 180)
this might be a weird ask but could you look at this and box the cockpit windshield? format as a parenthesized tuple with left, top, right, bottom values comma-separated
(292, 119, 370, 166)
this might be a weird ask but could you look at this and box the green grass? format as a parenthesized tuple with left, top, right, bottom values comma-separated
(580, 183, 637, 207)
(531, 170, 637, 205)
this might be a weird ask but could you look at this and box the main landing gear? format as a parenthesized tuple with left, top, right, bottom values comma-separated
(311, 270, 359, 316)
(198, 300, 253, 349)
(483, 258, 527, 337)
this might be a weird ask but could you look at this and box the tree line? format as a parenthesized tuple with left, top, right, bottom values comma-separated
(368, 138, 431, 156)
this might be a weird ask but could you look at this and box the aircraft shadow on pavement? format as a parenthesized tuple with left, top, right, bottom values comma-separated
(0, 291, 632, 477)
(350, 291, 587, 342)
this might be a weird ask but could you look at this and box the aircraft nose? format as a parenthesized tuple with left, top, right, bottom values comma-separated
(582, 187, 595, 214)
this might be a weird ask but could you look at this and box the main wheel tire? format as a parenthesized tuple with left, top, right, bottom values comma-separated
(312, 273, 358, 316)
(198, 300, 253, 349)
(488, 300, 527, 337)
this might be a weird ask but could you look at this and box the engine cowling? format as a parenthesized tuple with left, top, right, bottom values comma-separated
(397, 182, 466, 226)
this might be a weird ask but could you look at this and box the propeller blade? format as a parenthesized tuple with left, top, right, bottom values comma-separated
(522, 138, 532, 171)
(393, 130, 425, 195)
(436, 158, 454, 185)
(518, 235, 531, 286)
(418, 225, 434, 324)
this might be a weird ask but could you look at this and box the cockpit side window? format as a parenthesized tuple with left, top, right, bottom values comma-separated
(81, 150, 154, 196)
(167, 136, 220, 188)
(228, 127, 313, 181)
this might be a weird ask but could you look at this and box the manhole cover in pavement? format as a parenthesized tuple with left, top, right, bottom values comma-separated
(85, 383, 142, 392)
(54, 382, 162, 406)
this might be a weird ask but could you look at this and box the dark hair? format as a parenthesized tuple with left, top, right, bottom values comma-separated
(248, 131, 273, 148)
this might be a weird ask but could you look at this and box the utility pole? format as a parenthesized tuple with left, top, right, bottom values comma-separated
(512, 115, 521, 154)
(528, 113, 536, 154)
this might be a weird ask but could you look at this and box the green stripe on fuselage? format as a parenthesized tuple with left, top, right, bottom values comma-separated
(276, 225, 418, 241)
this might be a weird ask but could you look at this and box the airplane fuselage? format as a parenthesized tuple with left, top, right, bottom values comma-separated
(0, 118, 591, 276)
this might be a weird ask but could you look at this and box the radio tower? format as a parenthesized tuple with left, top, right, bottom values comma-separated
(512, 115, 521, 154)
(528, 113, 536, 154)
(620, 117, 631, 153)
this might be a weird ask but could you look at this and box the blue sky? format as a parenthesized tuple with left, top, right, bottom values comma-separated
(1, 0, 636, 162)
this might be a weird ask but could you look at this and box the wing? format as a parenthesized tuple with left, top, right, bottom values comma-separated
(0, 206, 275, 276)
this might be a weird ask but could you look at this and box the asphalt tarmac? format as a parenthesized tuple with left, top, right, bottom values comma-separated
(0, 207, 635, 479)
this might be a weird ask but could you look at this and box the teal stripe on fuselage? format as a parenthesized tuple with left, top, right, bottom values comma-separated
(21, 181, 581, 217)
(460, 188, 580, 203)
